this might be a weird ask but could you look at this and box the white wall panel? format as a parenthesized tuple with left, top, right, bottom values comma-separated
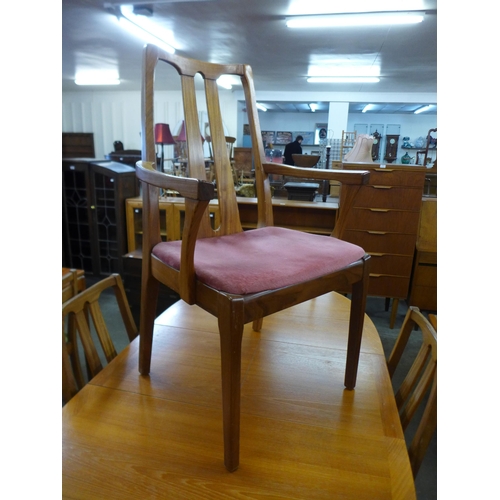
(63, 90, 436, 162)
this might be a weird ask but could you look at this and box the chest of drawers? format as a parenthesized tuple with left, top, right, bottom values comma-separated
(338, 163, 427, 301)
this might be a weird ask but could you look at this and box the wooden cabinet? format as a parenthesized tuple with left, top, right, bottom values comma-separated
(125, 196, 339, 252)
(125, 197, 221, 252)
(62, 133, 95, 158)
(408, 197, 437, 311)
(62, 159, 139, 275)
(338, 163, 427, 322)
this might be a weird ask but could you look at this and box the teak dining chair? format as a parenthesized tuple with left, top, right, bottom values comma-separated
(135, 44, 371, 471)
(62, 274, 138, 405)
(387, 306, 437, 478)
(62, 269, 86, 389)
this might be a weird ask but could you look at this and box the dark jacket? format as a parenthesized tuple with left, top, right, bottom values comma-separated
(283, 140, 302, 165)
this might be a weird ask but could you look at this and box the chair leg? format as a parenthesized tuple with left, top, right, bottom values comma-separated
(252, 317, 263, 332)
(390, 298, 399, 329)
(344, 260, 370, 390)
(139, 275, 159, 376)
(218, 297, 245, 472)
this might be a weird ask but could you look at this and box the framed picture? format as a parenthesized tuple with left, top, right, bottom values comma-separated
(275, 131, 293, 145)
(261, 130, 275, 147)
(293, 131, 315, 145)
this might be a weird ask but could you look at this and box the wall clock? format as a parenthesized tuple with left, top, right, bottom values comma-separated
(384, 134, 399, 163)
(372, 130, 382, 161)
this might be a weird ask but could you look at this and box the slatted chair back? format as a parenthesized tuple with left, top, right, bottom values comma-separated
(62, 274, 138, 404)
(387, 306, 437, 478)
(135, 44, 372, 471)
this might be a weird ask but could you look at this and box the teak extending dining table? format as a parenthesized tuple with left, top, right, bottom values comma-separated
(62, 292, 416, 499)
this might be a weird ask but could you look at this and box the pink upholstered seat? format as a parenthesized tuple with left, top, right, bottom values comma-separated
(153, 227, 365, 295)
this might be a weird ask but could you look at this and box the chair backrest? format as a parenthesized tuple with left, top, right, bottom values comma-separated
(225, 136, 236, 160)
(205, 135, 236, 162)
(139, 45, 276, 241)
(62, 274, 138, 404)
(62, 269, 79, 303)
(387, 306, 437, 478)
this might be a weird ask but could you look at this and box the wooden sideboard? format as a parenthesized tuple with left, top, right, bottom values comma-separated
(125, 196, 339, 252)
(338, 163, 429, 326)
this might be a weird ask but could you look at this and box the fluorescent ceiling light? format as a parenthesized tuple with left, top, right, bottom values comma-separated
(286, 12, 424, 28)
(118, 5, 176, 54)
(307, 77, 380, 83)
(308, 64, 380, 78)
(362, 104, 374, 113)
(287, 0, 428, 16)
(256, 103, 267, 112)
(309, 103, 318, 112)
(414, 105, 432, 114)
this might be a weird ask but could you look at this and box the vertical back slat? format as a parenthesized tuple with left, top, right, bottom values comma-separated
(205, 78, 242, 235)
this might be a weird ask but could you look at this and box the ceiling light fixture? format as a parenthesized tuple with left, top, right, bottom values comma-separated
(256, 103, 267, 112)
(286, 12, 424, 28)
(414, 105, 432, 114)
(117, 5, 176, 54)
(362, 104, 374, 113)
(307, 77, 380, 83)
(309, 103, 318, 112)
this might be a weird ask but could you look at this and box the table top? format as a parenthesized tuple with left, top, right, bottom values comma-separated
(62, 292, 415, 499)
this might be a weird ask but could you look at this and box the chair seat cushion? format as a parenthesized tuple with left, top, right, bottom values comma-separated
(152, 226, 365, 295)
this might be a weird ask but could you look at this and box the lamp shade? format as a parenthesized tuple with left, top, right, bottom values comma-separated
(176, 121, 187, 142)
(175, 120, 205, 143)
(154, 123, 176, 144)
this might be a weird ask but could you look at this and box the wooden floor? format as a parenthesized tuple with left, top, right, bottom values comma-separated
(62, 292, 415, 499)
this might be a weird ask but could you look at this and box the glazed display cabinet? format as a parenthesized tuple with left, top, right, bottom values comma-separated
(62, 159, 139, 276)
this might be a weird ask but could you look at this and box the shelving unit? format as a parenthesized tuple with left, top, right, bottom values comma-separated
(340, 130, 357, 160)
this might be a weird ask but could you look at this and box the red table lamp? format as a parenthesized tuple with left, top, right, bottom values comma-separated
(154, 123, 176, 172)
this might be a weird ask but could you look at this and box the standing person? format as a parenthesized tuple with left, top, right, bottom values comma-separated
(283, 135, 303, 165)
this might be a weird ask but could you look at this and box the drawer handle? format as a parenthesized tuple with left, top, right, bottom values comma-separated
(373, 185, 393, 189)
(369, 208, 389, 212)
(374, 169, 394, 172)
(369, 252, 387, 257)
(367, 230, 387, 235)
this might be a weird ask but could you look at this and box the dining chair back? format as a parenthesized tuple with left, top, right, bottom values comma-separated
(62, 269, 86, 390)
(62, 273, 138, 404)
(387, 306, 437, 478)
(135, 44, 371, 471)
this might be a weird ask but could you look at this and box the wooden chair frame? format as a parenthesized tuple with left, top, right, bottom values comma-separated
(62, 269, 85, 389)
(62, 274, 138, 404)
(387, 306, 437, 478)
(136, 44, 371, 471)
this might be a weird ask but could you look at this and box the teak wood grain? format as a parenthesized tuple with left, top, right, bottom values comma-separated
(62, 293, 416, 499)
